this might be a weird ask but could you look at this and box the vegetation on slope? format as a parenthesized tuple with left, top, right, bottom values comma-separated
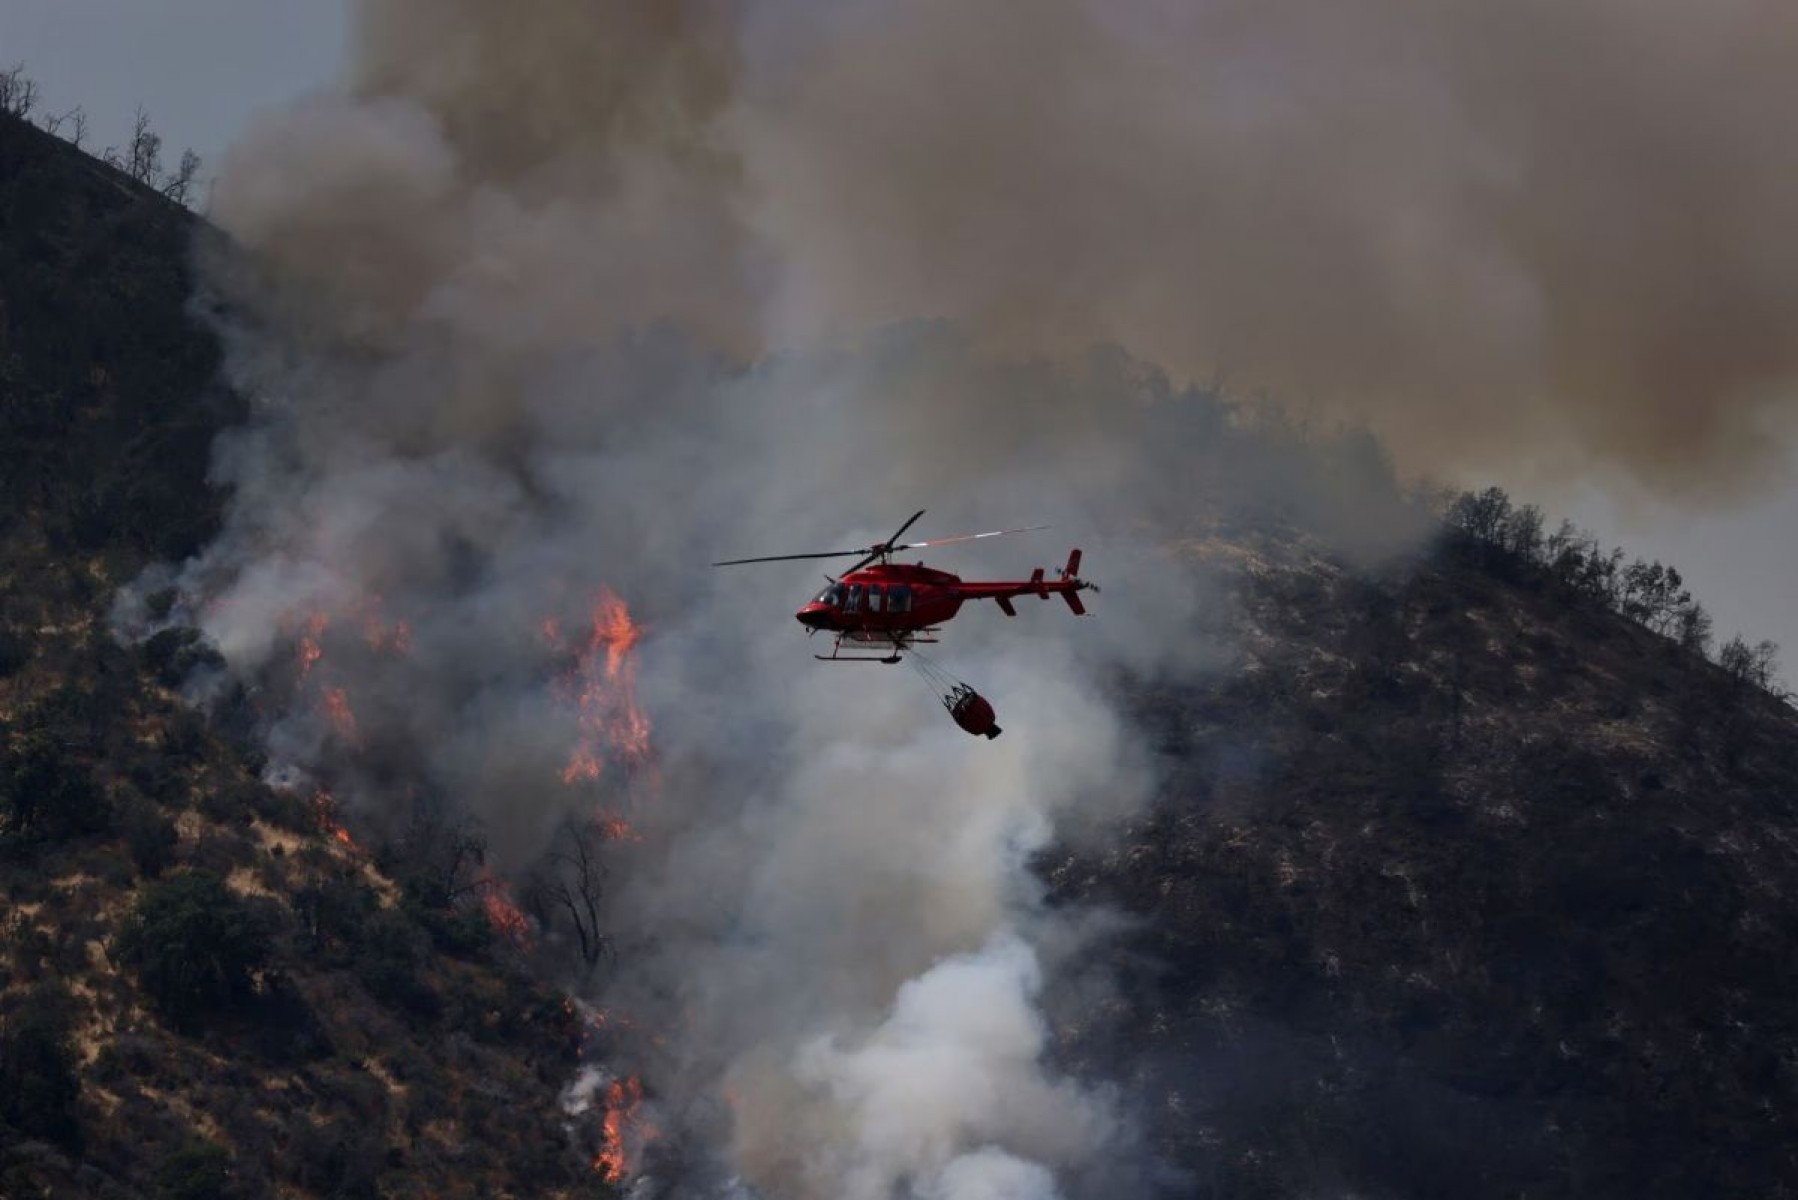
(0, 108, 608, 1200)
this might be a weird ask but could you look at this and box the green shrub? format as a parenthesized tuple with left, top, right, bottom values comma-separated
(155, 1142, 237, 1200)
(0, 1166, 50, 1200)
(121, 796, 179, 877)
(158, 711, 209, 763)
(295, 874, 377, 961)
(411, 901, 494, 960)
(0, 626, 29, 678)
(353, 910, 440, 1020)
(1, 731, 111, 841)
(127, 749, 190, 807)
(243, 971, 332, 1066)
(0, 984, 83, 1149)
(141, 626, 225, 690)
(113, 871, 269, 1031)
(144, 587, 180, 622)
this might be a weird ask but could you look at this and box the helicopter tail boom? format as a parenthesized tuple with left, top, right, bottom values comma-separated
(956, 549, 1095, 615)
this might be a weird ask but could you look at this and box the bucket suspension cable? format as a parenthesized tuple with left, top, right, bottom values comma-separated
(907, 648, 1003, 740)
(905, 646, 963, 697)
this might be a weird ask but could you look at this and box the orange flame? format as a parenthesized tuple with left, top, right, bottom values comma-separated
(297, 612, 329, 681)
(478, 872, 533, 951)
(555, 588, 653, 789)
(322, 686, 360, 744)
(596, 813, 641, 843)
(353, 594, 412, 654)
(593, 1075, 653, 1184)
(312, 789, 357, 849)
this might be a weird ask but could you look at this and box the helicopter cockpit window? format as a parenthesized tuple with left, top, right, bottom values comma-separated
(867, 585, 885, 613)
(845, 584, 864, 613)
(812, 584, 845, 607)
(888, 585, 912, 614)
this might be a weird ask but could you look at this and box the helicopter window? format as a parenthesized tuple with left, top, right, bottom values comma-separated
(888, 585, 912, 614)
(813, 584, 845, 607)
(866, 585, 884, 613)
(845, 584, 864, 613)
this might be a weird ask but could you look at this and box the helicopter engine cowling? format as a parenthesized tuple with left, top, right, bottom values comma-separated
(945, 685, 1002, 739)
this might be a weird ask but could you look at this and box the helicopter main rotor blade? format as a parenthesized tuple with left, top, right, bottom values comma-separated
(712, 549, 868, 567)
(884, 509, 927, 549)
(893, 524, 1050, 552)
(712, 511, 1033, 571)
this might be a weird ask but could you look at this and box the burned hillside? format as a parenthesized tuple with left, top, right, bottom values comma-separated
(1046, 511, 1798, 1197)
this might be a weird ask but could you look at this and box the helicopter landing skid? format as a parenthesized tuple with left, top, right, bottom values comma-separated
(816, 630, 938, 664)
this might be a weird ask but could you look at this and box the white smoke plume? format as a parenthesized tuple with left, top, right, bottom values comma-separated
(136, 1, 1797, 1195)
(157, 6, 1198, 1195)
(787, 933, 1110, 1200)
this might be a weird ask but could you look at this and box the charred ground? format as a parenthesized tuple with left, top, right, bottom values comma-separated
(5, 104, 1798, 1200)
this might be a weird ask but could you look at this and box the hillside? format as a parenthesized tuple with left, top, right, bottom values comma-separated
(8, 99, 1798, 1200)
(1, 113, 602, 1199)
(1047, 527, 1798, 1197)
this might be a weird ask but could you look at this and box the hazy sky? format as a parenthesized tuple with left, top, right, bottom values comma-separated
(4, 2, 1794, 674)
(1, 1, 349, 178)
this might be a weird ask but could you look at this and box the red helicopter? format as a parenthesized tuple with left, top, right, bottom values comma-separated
(714, 511, 1096, 738)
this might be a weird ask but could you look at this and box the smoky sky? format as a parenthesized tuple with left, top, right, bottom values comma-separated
(724, 0, 1798, 501)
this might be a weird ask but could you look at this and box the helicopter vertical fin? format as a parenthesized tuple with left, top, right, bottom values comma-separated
(1061, 549, 1082, 580)
(1062, 589, 1087, 616)
(995, 595, 1018, 617)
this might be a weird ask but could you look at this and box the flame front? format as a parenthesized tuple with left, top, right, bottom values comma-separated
(594, 1075, 648, 1184)
(479, 872, 533, 950)
(353, 593, 412, 655)
(560, 588, 651, 788)
(312, 789, 356, 849)
(297, 612, 328, 681)
(321, 686, 359, 744)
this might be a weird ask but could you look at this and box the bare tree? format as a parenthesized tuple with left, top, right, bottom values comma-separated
(1674, 602, 1713, 656)
(0, 65, 38, 118)
(67, 107, 87, 149)
(391, 794, 489, 909)
(1717, 636, 1782, 694)
(126, 106, 162, 185)
(163, 149, 202, 207)
(1447, 486, 1512, 546)
(536, 817, 610, 967)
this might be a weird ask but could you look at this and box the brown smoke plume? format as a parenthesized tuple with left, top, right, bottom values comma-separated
(232, 0, 1798, 499)
(722, 0, 1798, 499)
